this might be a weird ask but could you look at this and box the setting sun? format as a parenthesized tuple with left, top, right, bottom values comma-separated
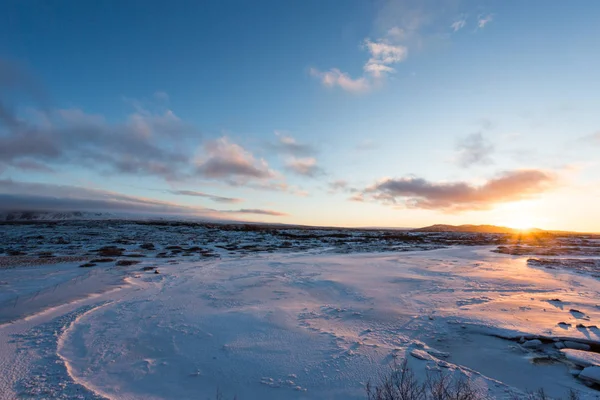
(505, 218, 535, 231)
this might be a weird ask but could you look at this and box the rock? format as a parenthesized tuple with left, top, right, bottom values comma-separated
(522, 339, 542, 349)
(579, 366, 600, 384)
(96, 246, 125, 257)
(79, 262, 97, 268)
(410, 349, 435, 361)
(561, 349, 600, 367)
(554, 342, 565, 349)
(426, 348, 450, 358)
(564, 341, 591, 351)
(90, 258, 115, 263)
(115, 259, 140, 266)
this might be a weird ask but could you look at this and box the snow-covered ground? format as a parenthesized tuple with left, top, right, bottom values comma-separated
(2, 223, 600, 399)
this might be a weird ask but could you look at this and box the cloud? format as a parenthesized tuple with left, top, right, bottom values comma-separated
(153, 91, 170, 102)
(223, 208, 288, 217)
(362, 169, 556, 212)
(455, 133, 494, 168)
(271, 132, 316, 156)
(0, 88, 193, 181)
(451, 18, 466, 32)
(349, 193, 365, 202)
(309, 68, 370, 93)
(10, 159, 55, 172)
(167, 190, 242, 204)
(386, 26, 407, 41)
(0, 179, 290, 221)
(478, 14, 493, 29)
(328, 180, 348, 192)
(0, 179, 218, 217)
(269, 132, 324, 178)
(310, 27, 409, 92)
(585, 131, 600, 144)
(2, 61, 293, 191)
(363, 40, 408, 78)
(284, 157, 324, 178)
(195, 137, 276, 182)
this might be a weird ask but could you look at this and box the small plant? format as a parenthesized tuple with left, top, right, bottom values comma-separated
(366, 358, 581, 400)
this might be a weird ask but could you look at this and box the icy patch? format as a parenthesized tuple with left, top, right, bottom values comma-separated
(561, 349, 600, 368)
(580, 366, 600, 384)
(11, 304, 107, 399)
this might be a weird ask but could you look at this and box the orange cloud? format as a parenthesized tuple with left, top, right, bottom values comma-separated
(363, 169, 556, 212)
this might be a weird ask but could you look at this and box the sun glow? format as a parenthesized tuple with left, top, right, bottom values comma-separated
(504, 217, 535, 231)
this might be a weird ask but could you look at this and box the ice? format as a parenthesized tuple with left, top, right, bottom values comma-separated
(564, 341, 592, 351)
(522, 339, 543, 349)
(561, 349, 600, 367)
(580, 367, 600, 384)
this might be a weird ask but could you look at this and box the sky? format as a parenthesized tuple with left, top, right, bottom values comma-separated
(1, 0, 599, 231)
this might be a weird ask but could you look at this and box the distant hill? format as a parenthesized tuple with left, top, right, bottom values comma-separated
(411, 224, 541, 234)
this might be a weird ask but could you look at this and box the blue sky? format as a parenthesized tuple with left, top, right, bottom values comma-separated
(1, 0, 599, 231)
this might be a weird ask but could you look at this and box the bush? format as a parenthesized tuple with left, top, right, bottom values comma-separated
(366, 358, 581, 400)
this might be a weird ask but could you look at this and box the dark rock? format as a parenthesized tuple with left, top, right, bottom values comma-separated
(115, 259, 141, 266)
(79, 262, 97, 268)
(96, 246, 125, 257)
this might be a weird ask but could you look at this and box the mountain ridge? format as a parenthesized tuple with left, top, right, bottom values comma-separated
(411, 224, 543, 234)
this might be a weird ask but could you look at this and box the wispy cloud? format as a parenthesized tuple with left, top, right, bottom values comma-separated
(167, 189, 242, 204)
(309, 68, 370, 93)
(328, 180, 348, 192)
(349, 193, 365, 202)
(153, 91, 170, 102)
(478, 14, 493, 29)
(0, 179, 291, 220)
(10, 159, 55, 172)
(284, 157, 324, 177)
(455, 133, 494, 168)
(0, 179, 218, 217)
(269, 132, 324, 178)
(223, 208, 288, 217)
(361, 169, 556, 212)
(271, 131, 316, 156)
(586, 131, 600, 144)
(451, 18, 467, 32)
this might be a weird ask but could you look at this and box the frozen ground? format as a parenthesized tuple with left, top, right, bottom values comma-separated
(1, 222, 600, 399)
